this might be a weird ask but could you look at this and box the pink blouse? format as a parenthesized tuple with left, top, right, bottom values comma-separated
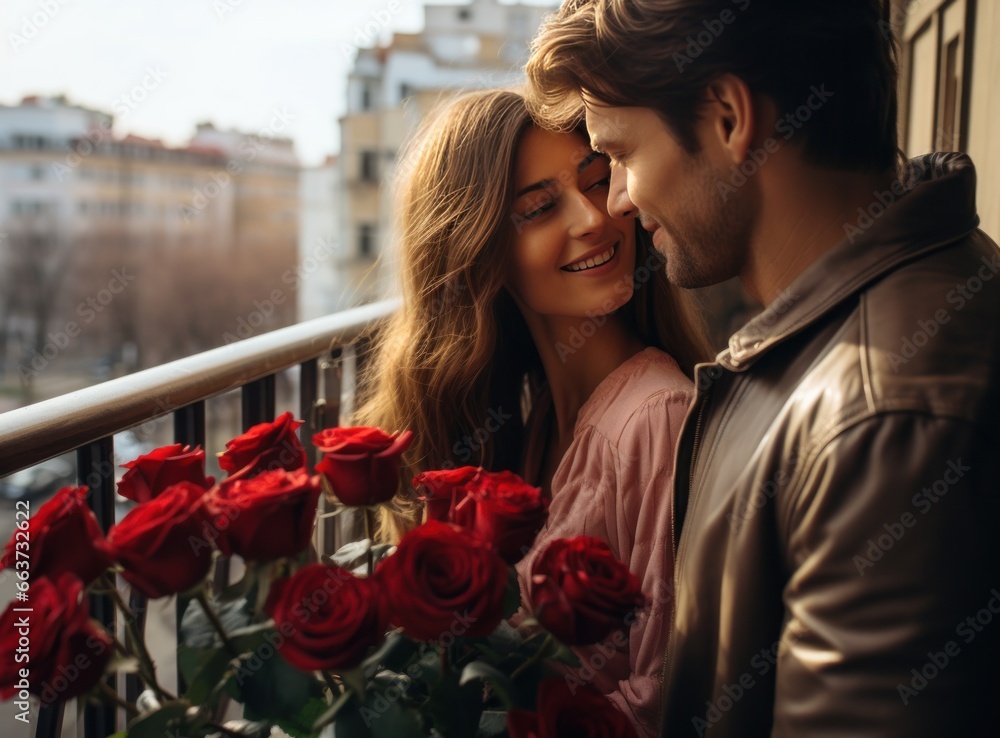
(514, 347, 694, 738)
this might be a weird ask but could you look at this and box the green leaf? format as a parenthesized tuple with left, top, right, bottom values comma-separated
(313, 689, 355, 732)
(459, 661, 515, 709)
(362, 630, 418, 677)
(177, 644, 215, 688)
(236, 649, 323, 721)
(426, 672, 483, 738)
(545, 640, 582, 668)
(125, 701, 190, 738)
(179, 595, 252, 648)
(229, 620, 277, 652)
(503, 567, 521, 619)
(183, 646, 237, 706)
(364, 690, 424, 738)
(272, 696, 330, 738)
(340, 666, 368, 703)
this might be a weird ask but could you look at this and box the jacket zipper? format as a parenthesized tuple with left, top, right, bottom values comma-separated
(658, 388, 711, 726)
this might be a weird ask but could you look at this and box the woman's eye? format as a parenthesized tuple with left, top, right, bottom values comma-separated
(587, 177, 611, 191)
(524, 201, 555, 220)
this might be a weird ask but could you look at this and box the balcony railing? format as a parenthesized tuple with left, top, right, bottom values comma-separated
(0, 298, 399, 738)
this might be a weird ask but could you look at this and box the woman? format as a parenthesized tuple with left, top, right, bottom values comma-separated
(354, 89, 710, 736)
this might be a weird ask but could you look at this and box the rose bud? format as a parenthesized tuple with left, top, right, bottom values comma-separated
(314, 427, 413, 506)
(108, 481, 214, 598)
(376, 520, 507, 642)
(530, 537, 645, 646)
(264, 563, 387, 672)
(205, 468, 320, 562)
(507, 678, 637, 738)
(471, 471, 548, 564)
(117, 443, 215, 503)
(1, 486, 113, 585)
(218, 411, 307, 479)
(412, 466, 483, 526)
(0, 573, 113, 706)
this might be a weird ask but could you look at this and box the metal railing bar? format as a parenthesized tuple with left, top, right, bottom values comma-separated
(173, 401, 207, 449)
(0, 298, 399, 476)
(77, 437, 118, 737)
(241, 375, 276, 431)
(33, 701, 63, 738)
(300, 358, 319, 469)
(172, 400, 206, 697)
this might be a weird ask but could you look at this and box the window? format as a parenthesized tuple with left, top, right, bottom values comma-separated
(901, 0, 972, 155)
(12, 135, 46, 150)
(360, 151, 378, 183)
(361, 81, 376, 111)
(358, 224, 375, 258)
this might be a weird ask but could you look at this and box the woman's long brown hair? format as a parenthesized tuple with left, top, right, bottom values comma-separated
(353, 89, 712, 542)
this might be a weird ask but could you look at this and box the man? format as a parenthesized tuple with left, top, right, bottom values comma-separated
(526, 1, 999, 736)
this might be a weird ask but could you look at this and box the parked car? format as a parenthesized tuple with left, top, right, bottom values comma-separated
(0, 455, 76, 503)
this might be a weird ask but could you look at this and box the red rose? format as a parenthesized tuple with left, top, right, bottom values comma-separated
(471, 471, 548, 564)
(0, 573, 113, 706)
(314, 427, 413, 506)
(117, 443, 215, 503)
(530, 537, 645, 646)
(507, 678, 637, 738)
(205, 468, 320, 562)
(376, 520, 507, 641)
(218, 411, 307, 478)
(413, 466, 482, 526)
(108, 482, 214, 598)
(264, 563, 387, 671)
(1, 486, 113, 585)
(415, 468, 547, 564)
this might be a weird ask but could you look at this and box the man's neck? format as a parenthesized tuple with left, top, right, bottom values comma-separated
(743, 161, 898, 306)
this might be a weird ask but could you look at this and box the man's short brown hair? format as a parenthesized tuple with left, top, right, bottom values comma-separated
(526, 0, 900, 172)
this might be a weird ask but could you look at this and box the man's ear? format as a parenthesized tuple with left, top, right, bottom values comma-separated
(703, 73, 756, 165)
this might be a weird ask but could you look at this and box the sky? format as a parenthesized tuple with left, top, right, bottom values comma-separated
(0, 0, 552, 166)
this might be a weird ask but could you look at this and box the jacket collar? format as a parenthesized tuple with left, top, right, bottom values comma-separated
(720, 153, 980, 371)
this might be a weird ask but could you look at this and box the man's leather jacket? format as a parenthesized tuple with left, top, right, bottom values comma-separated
(660, 153, 1000, 737)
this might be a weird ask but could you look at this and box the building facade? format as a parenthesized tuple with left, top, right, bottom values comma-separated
(0, 96, 300, 390)
(893, 0, 1000, 237)
(335, 0, 557, 310)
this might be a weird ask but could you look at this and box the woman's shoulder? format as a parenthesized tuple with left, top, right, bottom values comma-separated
(577, 347, 695, 445)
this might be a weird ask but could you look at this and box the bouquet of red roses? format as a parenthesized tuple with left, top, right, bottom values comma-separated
(0, 414, 646, 738)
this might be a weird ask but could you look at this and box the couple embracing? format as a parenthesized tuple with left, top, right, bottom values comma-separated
(355, 1, 1000, 736)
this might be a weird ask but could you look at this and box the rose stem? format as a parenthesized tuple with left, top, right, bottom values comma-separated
(363, 508, 374, 577)
(102, 574, 174, 703)
(98, 681, 139, 718)
(322, 670, 342, 697)
(194, 589, 241, 659)
(510, 633, 556, 681)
